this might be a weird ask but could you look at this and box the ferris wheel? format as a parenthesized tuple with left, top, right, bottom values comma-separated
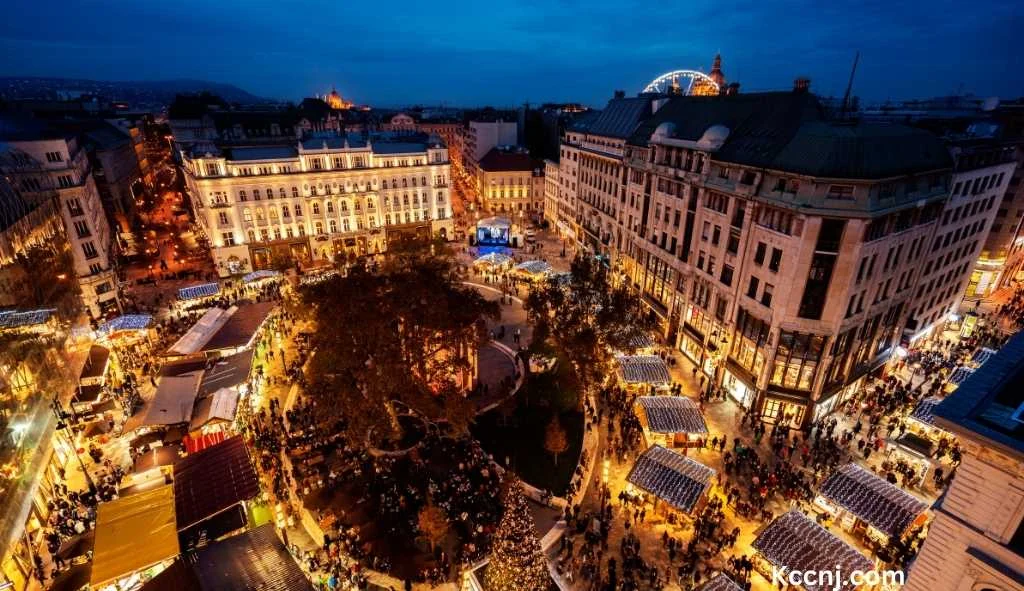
(642, 70, 720, 96)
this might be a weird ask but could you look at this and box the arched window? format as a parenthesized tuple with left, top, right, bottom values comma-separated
(312, 201, 321, 215)
(282, 205, 290, 218)
(340, 200, 349, 213)
(269, 208, 279, 222)
(255, 208, 265, 222)
(315, 221, 324, 234)
(329, 219, 337, 233)
(326, 201, 334, 214)
(343, 218, 350, 232)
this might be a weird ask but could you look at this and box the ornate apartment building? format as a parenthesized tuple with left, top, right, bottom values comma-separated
(548, 89, 1005, 427)
(475, 147, 544, 216)
(906, 332, 1024, 591)
(0, 117, 120, 319)
(181, 132, 453, 276)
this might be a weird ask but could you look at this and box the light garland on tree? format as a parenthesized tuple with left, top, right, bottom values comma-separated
(483, 474, 549, 591)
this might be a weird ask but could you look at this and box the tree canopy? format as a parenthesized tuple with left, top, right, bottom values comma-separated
(300, 255, 499, 447)
(524, 254, 654, 404)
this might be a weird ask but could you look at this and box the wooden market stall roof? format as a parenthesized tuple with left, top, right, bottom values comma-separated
(752, 509, 873, 591)
(637, 396, 708, 434)
(818, 463, 928, 538)
(90, 484, 180, 588)
(173, 436, 260, 531)
(626, 445, 715, 513)
(617, 355, 671, 385)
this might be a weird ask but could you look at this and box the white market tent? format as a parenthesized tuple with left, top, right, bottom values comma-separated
(818, 463, 928, 539)
(626, 445, 715, 513)
(242, 269, 281, 283)
(143, 371, 203, 426)
(167, 307, 232, 356)
(178, 282, 220, 301)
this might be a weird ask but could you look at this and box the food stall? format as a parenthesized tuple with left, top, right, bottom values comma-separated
(634, 395, 709, 449)
(625, 445, 715, 519)
(815, 463, 929, 545)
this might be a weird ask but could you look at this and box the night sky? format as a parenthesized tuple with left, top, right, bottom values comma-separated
(1, 0, 1021, 107)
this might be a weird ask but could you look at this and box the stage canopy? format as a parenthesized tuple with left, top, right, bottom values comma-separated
(818, 463, 928, 538)
(752, 509, 873, 591)
(637, 396, 708, 434)
(477, 216, 511, 229)
(617, 355, 671, 385)
(627, 445, 715, 513)
(242, 269, 281, 283)
(178, 282, 220, 301)
(90, 484, 179, 589)
(909, 396, 944, 427)
(143, 372, 203, 426)
(97, 314, 153, 335)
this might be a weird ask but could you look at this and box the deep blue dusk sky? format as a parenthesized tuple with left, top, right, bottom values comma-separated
(1, 0, 1021, 107)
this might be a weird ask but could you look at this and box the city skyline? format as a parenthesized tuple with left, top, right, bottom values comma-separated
(1, 0, 1022, 107)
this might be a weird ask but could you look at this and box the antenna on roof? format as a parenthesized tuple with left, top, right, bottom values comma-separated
(841, 51, 860, 117)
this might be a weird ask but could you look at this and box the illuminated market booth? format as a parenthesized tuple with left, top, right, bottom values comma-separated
(616, 355, 671, 390)
(696, 574, 745, 591)
(512, 260, 553, 281)
(89, 485, 180, 591)
(944, 366, 974, 393)
(140, 524, 312, 591)
(905, 396, 952, 442)
(625, 445, 715, 518)
(0, 307, 56, 334)
(71, 344, 111, 415)
(473, 251, 513, 270)
(814, 463, 929, 546)
(634, 396, 709, 449)
(177, 282, 220, 303)
(166, 301, 275, 358)
(241, 269, 281, 284)
(752, 509, 874, 591)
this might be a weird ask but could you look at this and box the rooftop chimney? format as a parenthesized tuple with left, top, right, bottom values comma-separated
(793, 77, 811, 93)
(613, 90, 626, 99)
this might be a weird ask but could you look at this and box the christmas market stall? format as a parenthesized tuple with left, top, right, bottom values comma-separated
(906, 396, 951, 441)
(616, 355, 671, 389)
(196, 300, 275, 356)
(141, 524, 312, 591)
(242, 269, 281, 284)
(0, 307, 55, 334)
(89, 484, 180, 590)
(944, 366, 974, 393)
(969, 347, 996, 368)
(71, 344, 111, 415)
(815, 463, 929, 545)
(96, 314, 153, 340)
(166, 307, 232, 357)
(634, 396, 708, 449)
(625, 445, 715, 518)
(696, 573, 745, 591)
(142, 372, 203, 428)
(173, 436, 260, 548)
(751, 509, 874, 591)
(512, 260, 553, 281)
(473, 251, 513, 270)
(177, 282, 220, 302)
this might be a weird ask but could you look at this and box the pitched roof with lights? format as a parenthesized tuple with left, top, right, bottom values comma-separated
(626, 445, 714, 513)
(818, 463, 928, 538)
(637, 396, 708, 434)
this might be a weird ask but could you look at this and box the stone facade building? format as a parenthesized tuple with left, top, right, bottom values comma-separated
(181, 132, 453, 277)
(549, 89, 1010, 426)
(475, 147, 544, 217)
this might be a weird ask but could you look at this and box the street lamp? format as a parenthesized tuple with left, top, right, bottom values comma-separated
(51, 397, 97, 494)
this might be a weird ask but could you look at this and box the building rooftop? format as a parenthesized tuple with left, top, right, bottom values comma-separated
(630, 91, 953, 180)
(226, 145, 298, 161)
(934, 331, 1024, 458)
(574, 96, 652, 139)
(478, 147, 540, 173)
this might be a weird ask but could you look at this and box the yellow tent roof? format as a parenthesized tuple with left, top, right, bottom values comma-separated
(90, 484, 180, 588)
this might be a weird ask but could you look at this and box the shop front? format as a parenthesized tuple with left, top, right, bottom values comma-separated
(722, 363, 756, 410)
(759, 390, 808, 429)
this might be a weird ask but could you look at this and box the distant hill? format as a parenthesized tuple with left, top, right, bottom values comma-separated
(0, 77, 272, 109)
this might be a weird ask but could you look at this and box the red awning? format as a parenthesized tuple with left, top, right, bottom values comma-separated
(183, 430, 227, 454)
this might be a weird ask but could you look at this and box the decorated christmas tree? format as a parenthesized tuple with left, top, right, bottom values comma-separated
(484, 473, 549, 591)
